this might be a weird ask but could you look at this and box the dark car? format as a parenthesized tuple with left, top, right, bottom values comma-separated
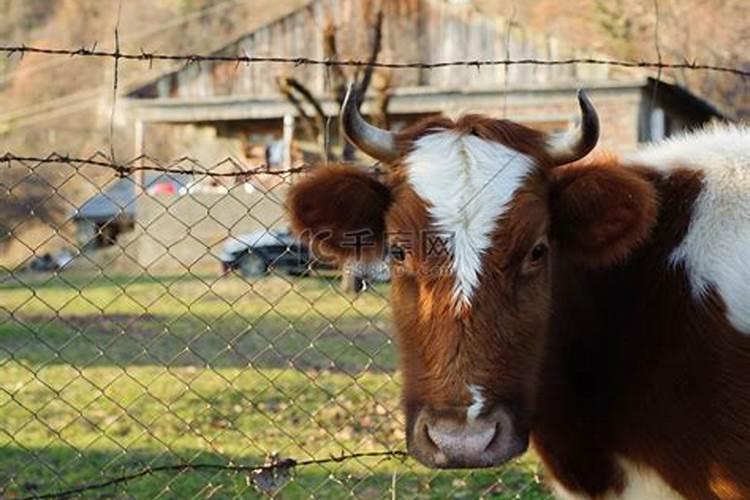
(28, 249, 75, 272)
(218, 229, 334, 277)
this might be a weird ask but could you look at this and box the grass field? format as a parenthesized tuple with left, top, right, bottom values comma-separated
(0, 271, 550, 498)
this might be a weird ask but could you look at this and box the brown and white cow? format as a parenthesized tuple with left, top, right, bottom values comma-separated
(287, 84, 750, 499)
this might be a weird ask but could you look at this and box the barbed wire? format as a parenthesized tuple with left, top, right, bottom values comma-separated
(18, 450, 409, 499)
(1, 152, 313, 178)
(0, 8, 743, 498)
(1, 44, 748, 76)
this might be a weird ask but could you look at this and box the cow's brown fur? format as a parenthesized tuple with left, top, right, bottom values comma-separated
(535, 166, 750, 499)
(288, 164, 392, 262)
(550, 155, 659, 268)
(286, 116, 750, 499)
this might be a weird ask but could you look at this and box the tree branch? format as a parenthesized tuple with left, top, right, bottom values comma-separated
(356, 9, 384, 106)
(276, 76, 330, 159)
(275, 76, 319, 140)
(323, 21, 347, 103)
(342, 8, 385, 161)
(371, 71, 392, 129)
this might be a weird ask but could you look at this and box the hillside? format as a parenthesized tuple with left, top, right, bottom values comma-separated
(0, 0, 308, 156)
(472, 0, 748, 119)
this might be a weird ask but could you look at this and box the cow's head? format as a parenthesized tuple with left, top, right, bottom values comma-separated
(287, 85, 657, 468)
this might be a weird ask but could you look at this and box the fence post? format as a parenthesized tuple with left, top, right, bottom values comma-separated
(133, 118, 145, 193)
(282, 113, 295, 170)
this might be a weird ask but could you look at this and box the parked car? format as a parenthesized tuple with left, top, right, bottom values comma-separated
(28, 249, 75, 272)
(218, 229, 335, 277)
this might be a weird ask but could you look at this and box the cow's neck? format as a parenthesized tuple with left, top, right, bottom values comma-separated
(532, 166, 750, 499)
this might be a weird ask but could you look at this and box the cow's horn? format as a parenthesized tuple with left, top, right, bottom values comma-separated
(546, 89, 600, 166)
(340, 82, 400, 163)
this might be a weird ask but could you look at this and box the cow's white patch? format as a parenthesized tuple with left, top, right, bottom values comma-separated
(628, 124, 750, 334)
(549, 457, 684, 500)
(466, 384, 485, 422)
(404, 131, 535, 306)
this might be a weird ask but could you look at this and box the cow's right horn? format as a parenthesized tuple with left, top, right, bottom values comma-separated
(340, 83, 400, 163)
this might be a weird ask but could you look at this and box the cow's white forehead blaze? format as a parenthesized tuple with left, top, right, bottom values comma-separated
(404, 130, 535, 307)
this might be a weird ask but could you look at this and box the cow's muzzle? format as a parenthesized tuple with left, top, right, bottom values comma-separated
(408, 405, 528, 468)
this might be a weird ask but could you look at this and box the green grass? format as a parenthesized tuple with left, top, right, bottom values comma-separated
(0, 271, 550, 498)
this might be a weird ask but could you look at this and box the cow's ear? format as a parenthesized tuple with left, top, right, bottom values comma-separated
(287, 164, 392, 261)
(549, 159, 658, 268)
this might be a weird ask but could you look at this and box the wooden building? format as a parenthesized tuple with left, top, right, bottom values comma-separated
(118, 0, 725, 275)
(126, 0, 724, 164)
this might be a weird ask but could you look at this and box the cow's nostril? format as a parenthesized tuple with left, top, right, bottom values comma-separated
(422, 423, 438, 450)
(485, 422, 501, 452)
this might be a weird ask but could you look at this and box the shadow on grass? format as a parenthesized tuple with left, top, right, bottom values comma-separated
(0, 446, 551, 499)
(0, 312, 395, 373)
(0, 273, 395, 373)
(0, 272, 204, 291)
(0, 270, 346, 293)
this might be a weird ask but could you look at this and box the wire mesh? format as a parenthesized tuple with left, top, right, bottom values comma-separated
(0, 155, 551, 498)
(0, 1, 744, 494)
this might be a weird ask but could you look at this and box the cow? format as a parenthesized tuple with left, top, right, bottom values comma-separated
(286, 83, 750, 499)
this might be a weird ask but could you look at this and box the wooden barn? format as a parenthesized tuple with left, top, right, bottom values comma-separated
(126, 0, 725, 169)
(117, 0, 725, 276)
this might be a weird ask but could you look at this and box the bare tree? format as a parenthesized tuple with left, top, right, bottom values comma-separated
(276, 9, 390, 157)
(277, 9, 391, 293)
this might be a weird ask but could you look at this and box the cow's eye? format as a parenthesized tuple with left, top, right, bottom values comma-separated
(389, 245, 406, 262)
(529, 242, 548, 263)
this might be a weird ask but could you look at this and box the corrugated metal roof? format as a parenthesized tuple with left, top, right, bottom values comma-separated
(73, 172, 195, 221)
(74, 178, 137, 220)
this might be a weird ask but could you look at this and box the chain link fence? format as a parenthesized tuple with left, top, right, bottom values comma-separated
(1, 4, 745, 494)
(0, 154, 550, 498)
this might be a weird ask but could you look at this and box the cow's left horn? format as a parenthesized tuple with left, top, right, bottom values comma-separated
(340, 83, 400, 163)
(546, 89, 600, 166)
